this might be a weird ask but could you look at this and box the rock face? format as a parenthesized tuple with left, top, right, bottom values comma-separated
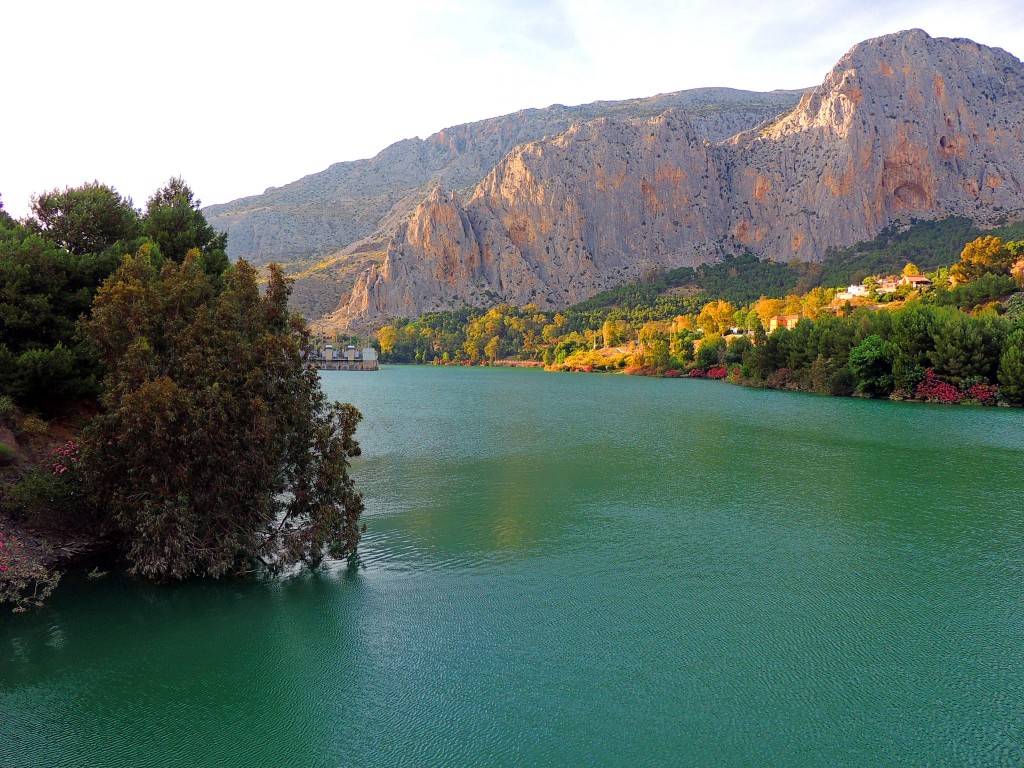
(203, 88, 804, 267)
(329, 30, 1024, 331)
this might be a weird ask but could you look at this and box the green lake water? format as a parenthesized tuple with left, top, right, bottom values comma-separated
(2, 366, 1023, 766)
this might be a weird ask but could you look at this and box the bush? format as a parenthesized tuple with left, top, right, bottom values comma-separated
(0, 442, 14, 465)
(915, 369, 963, 404)
(889, 387, 912, 401)
(767, 367, 797, 389)
(810, 356, 854, 396)
(624, 365, 658, 376)
(1004, 292, 1024, 321)
(0, 394, 17, 425)
(46, 440, 80, 478)
(18, 414, 48, 438)
(4, 468, 84, 529)
(964, 382, 999, 405)
(3, 440, 89, 530)
(561, 349, 624, 372)
(0, 529, 61, 613)
(695, 336, 725, 368)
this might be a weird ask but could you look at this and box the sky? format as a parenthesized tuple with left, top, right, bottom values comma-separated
(2, 0, 1023, 219)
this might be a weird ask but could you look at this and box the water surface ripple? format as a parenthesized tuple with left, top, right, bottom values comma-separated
(3, 367, 1023, 766)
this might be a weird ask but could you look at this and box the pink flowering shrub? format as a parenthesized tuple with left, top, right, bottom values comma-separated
(705, 367, 728, 380)
(47, 440, 80, 477)
(685, 368, 705, 378)
(915, 370, 963, 404)
(5, 439, 88, 529)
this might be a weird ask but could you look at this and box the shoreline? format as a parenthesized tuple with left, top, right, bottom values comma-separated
(380, 359, 1014, 408)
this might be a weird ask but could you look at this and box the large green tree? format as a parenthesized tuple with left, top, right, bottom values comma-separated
(928, 312, 1004, 385)
(29, 182, 142, 256)
(888, 304, 939, 389)
(143, 177, 229, 273)
(848, 335, 894, 396)
(997, 330, 1024, 402)
(0, 213, 112, 407)
(949, 236, 1014, 285)
(83, 249, 363, 579)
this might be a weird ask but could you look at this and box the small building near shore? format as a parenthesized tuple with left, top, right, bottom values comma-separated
(311, 344, 378, 371)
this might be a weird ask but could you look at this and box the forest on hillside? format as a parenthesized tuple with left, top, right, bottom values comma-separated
(372, 219, 1024, 406)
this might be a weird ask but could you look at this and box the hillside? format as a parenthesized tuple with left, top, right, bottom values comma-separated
(327, 30, 1024, 332)
(205, 88, 804, 317)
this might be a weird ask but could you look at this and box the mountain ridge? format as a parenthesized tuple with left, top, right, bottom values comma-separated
(204, 86, 805, 264)
(324, 29, 1024, 332)
(203, 87, 806, 317)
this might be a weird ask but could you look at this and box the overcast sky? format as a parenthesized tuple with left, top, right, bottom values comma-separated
(2, 0, 1022, 218)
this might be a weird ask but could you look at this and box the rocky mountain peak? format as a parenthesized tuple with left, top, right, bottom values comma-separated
(324, 30, 1024, 332)
(748, 29, 1024, 145)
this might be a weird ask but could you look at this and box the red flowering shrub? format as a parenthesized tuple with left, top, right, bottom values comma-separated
(915, 369, 963, 404)
(965, 383, 999, 405)
(686, 368, 705, 378)
(706, 367, 728, 380)
(663, 369, 681, 378)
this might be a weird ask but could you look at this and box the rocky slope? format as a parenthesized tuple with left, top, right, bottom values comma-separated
(204, 88, 803, 267)
(327, 30, 1024, 331)
(204, 89, 802, 319)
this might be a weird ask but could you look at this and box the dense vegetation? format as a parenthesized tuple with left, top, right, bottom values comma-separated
(0, 182, 363, 610)
(373, 220, 1024, 407)
(737, 302, 1021, 403)
(0, 181, 231, 412)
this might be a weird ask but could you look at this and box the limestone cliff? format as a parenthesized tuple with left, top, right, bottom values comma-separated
(329, 30, 1024, 331)
(204, 88, 802, 268)
(726, 29, 1024, 260)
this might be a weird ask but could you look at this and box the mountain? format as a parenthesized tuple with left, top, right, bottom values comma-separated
(202, 88, 804, 317)
(325, 30, 1024, 332)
